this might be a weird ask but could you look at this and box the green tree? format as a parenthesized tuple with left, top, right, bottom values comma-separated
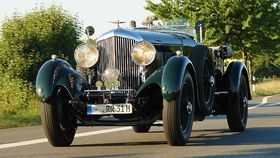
(146, 0, 280, 76)
(252, 54, 280, 78)
(0, 5, 81, 117)
(0, 5, 81, 82)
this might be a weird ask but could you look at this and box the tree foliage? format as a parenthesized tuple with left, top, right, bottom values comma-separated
(252, 54, 280, 78)
(146, 0, 280, 76)
(0, 5, 81, 82)
(0, 5, 81, 116)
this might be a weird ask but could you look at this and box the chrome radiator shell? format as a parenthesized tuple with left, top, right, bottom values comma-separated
(96, 36, 139, 89)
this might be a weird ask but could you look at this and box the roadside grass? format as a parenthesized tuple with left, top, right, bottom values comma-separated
(0, 98, 41, 129)
(0, 111, 40, 129)
(252, 79, 280, 96)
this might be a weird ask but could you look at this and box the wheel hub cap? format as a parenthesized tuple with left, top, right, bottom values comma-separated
(243, 97, 248, 108)
(209, 76, 215, 86)
(186, 102, 193, 114)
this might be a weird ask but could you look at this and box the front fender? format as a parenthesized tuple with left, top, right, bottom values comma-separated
(136, 66, 163, 96)
(36, 59, 88, 102)
(224, 61, 252, 100)
(161, 56, 194, 101)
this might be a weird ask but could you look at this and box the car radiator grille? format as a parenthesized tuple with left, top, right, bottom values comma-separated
(96, 36, 138, 89)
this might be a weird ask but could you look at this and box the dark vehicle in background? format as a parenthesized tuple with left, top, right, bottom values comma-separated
(36, 21, 251, 146)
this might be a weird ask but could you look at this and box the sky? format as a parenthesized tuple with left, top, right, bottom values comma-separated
(0, 0, 159, 38)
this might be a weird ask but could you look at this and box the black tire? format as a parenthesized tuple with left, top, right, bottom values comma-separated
(226, 74, 248, 132)
(190, 45, 215, 115)
(163, 71, 195, 146)
(132, 125, 151, 133)
(41, 88, 77, 147)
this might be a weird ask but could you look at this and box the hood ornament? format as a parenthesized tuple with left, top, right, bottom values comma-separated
(110, 20, 125, 28)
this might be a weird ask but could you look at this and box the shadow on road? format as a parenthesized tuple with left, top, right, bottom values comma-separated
(71, 127, 279, 148)
(71, 153, 149, 158)
(191, 147, 280, 158)
(189, 126, 280, 146)
(249, 112, 280, 119)
(71, 140, 167, 147)
(207, 106, 280, 120)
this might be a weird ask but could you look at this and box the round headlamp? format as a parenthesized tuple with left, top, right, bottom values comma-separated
(131, 41, 156, 66)
(74, 43, 99, 68)
(103, 67, 120, 82)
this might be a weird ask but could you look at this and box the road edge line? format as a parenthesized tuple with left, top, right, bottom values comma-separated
(249, 94, 280, 110)
(0, 126, 131, 150)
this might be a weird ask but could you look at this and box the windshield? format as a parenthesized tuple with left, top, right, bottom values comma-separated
(137, 18, 197, 38)
(152, 25, 196, 37)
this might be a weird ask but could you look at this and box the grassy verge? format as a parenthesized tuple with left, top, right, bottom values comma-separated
(252, 79, 280, 96)
(0, 111, 40, 129)
(0, 97, 41, 129)
(0, 74, 42, 129)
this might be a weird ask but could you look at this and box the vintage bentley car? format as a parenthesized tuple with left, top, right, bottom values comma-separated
(36, 23, 251, 146)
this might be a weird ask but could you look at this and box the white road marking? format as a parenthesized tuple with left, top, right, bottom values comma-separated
(0, 138, 48, 150)
(0, 126, 131, 150)
(75, 126, 131, 138)
(260, 102, 280, 107)
(249, 94, 280, 110)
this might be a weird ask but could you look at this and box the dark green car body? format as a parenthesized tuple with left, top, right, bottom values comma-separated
(36, 26, 251, 146)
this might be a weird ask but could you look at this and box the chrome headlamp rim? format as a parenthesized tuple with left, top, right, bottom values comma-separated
(74, 43, 99, 68)
(131, 40, 156, 66)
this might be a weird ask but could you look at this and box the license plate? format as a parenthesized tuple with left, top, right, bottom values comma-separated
(87, 103, 133, 115)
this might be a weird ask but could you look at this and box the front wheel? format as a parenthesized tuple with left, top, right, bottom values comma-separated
(41, 88, 77, 147)
(163, 71, 195, 146)
(226, 74, 249, 132)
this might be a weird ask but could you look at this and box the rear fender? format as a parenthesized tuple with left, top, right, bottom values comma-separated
(224, 61, 252, 100)
(36, 59, 88, 102)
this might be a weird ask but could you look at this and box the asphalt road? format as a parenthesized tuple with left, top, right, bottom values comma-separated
(0, 95, 279, 158)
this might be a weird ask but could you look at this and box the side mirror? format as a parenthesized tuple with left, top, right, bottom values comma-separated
(85, 26, 95, 36)
(210, 45, 233, 59)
